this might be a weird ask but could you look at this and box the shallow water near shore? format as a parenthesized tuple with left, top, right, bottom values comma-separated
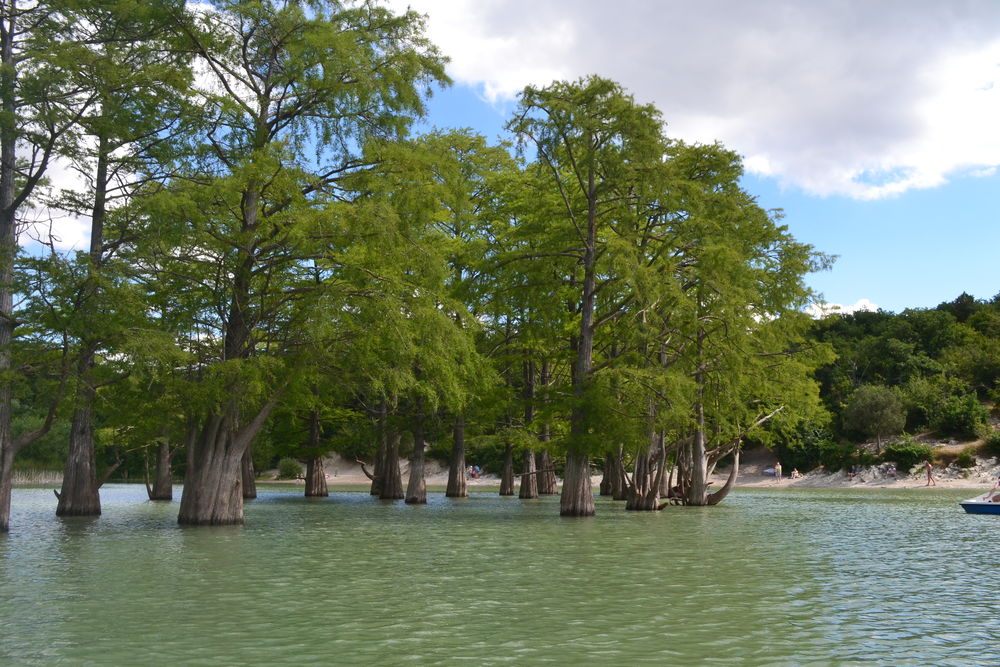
(2, 484, 999, 665)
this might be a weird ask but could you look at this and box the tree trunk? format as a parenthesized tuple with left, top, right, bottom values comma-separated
(305, 457, 328, 497)
(657, 439, 672, 498)
(499, 441, 514, 496)
(241, 446, 257, 499)
(380, 431, 404, 500)
(538, 449, 558, 495)
(0, 447, 12, 533)
(177, 415, 244, 525)
(56, 353, 101, 517)
(685, 401, 709, 506)
(0, 2, 16, 534)
(177, 399, 277, 526)
(405, 418, 427, 504)
(599, 452, 614, 496)
(146, 439, 173, 501)
(304, 411, 328, 497)
(519, 448, 538, 499)
(612, 446, 628, 500)
(446, 413, 467, 498)
(707, 450, 739, 506)
(560, 449, 593, 516)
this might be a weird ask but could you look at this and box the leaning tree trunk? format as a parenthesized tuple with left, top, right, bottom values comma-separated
(304, 457, 328, 497)
(241, 447, 257, 499)
(707, 450, 740, 506)
(519, 449, 538, 499)
(57, 355, 101, 517)
(446, 414, 467, 498)
(405, 418, 427, 504)
(538, 448, 558, 495)
(380, 431, 404, 500)
(146, 439, 174, 501)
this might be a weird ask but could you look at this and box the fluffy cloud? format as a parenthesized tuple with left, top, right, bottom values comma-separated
(805, 298, 879, 319)
(391, 0, 1000, 200)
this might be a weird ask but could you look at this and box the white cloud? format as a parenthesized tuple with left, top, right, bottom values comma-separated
(393, 0, 1000, 200)
(20, 154, 91, 253)
(806, 298, 879, 319)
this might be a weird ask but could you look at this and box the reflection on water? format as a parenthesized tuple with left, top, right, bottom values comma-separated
(2, 484, 999, 664)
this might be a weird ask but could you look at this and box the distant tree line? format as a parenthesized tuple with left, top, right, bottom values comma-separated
(762, 292, 1000, 473)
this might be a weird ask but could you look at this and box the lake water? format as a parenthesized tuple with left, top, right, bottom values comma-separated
(2, 484, 998, 665)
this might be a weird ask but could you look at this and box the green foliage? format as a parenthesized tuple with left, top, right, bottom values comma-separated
(277, 458, 303, 480)
(841, 385, 905, 444)
(956, 447, 977, 469)
(982, 431, 1000, 459)
(932, 394, 988, 440)
(881, 437, 934, 473)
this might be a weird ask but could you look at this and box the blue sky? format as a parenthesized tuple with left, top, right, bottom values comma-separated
(397, 0, 1000, 315)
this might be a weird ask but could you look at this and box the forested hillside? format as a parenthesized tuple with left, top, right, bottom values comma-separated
(765, 292, 1000, 473)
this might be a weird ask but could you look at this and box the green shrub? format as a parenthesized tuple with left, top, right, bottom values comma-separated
(932, 394, 989, 440)
(982, 431, 1000, 459)
(277, 457, 303, 480)
(956, 447, 977, 469)
(881, 437, 934, 473)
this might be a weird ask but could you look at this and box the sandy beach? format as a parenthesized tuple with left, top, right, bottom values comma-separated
(298, 449, 1000, 494)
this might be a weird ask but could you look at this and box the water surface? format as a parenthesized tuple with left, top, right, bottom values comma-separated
(2, 485, 998, 665)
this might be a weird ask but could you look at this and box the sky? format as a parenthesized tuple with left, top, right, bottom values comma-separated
(388, 0, 1000, 315)
(32, 1, 1000, 316)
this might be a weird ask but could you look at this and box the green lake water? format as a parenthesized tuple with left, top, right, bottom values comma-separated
(2, 484, 999, 665)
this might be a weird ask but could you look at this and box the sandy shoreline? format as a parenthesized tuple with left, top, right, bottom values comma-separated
(289, 451, 1000, 494)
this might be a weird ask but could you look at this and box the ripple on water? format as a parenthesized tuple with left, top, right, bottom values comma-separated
(3, 485, 1000, 664)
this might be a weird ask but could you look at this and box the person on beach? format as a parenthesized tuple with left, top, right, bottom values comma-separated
(924, 460, 935, 486)
(774, 461, 782, 482)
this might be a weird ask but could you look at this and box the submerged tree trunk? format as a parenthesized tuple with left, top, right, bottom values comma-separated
(304, 412, 328, 497)
(685, 400, 710, 507)
(380, 431, 404, 500)
(560, 449, 593, 516)
(177, 399, 276, 526)
(446, 413, 467, 498)
(0, 447, 12, 533)
(146, 439, 174, 501)
(499, 441, 514, 496)
(57, 354, 101, 517)
(241, 447, 257, 499)
(538, 449, 557, 495)
(305, 457, 328, 497)
(405, 418, 427, 504)
(612, 446, 628, 501)
(519, 449, 538, 499)
(599, 452, 614, 496)
(707, 450, 740, 506)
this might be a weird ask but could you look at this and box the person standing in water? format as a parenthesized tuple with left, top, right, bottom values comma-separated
(924, 460, 936, 486)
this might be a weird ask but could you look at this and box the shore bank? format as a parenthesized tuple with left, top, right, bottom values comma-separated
(286, 451, 1000, 493)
